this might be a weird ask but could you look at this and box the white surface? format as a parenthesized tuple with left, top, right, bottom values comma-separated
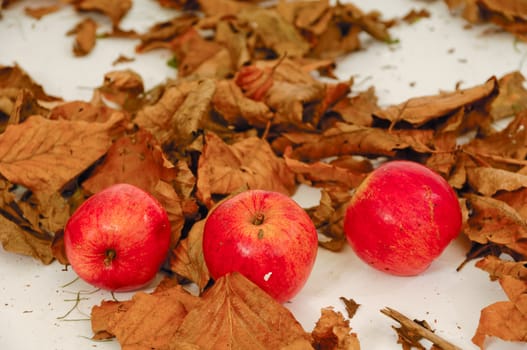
(0, 1, 526, 349)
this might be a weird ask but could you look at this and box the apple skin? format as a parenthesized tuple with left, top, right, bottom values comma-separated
(64, 183, 171, 291)
(202, 189, 318, 303)
(344, 160, 462, 276)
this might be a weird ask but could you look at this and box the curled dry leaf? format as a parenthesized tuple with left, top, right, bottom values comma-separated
(312, 307, 360, 350)
(71, 0, 132, 28)
(476, 255, 527, 281)
(472, 276, 527, 349)
(374, 76, 498, 127)
(67, 18, 98, 57)
(170, 219, 210, 291)
(0, 113, 124, 194)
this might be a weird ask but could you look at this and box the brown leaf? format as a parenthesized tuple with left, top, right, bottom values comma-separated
(196, 132, 296, 207)
(306, 188, 352, 252)
(170, 219, 210, 291)
(169, 272, 313, 350)
(67, 18, 98, 57)
(0, 64, 61, 101)
(73, 0, 132, 28)
(212, 79, 273, 128)
(491, 71, 527, 120)
(374, 77, 498, 126)
(134, 81, 196, 144)
(476, 255, 527, 281)
(472, 276, 527, 348)
(170, 28, 229, 78)
(467, 167, 527, 196)
(0, 183, 55, 265)
(340, 297, 361, 320)
(311, 307, 360, 350)
(98, 70, 144, 111)
(237, 7, 310, 58)
(464, 194, 527, 256)
(8, 88, 50, 125)
(287, 123, 420, 161)
(82, 129, 176, 194)
(91, 284, 200, 348)
(0, 113, 124, 194)
(135, 14, 198, 53)
(333, 87, 379, 126)
(24, 4, 62, 20)
(284, 151, 365, 189)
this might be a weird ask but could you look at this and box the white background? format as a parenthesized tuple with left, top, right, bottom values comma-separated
(0, 0, 526, 349)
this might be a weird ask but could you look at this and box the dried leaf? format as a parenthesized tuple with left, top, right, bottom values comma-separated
(91, 284, 200, 347)
(284, 151, 365, 189)
(24, 4, 62, 19)
(340, 297, 361, 319)
(169, 272, 313, 350)
(467, 167, 527, 196)
(67, 18, 97, 57)
(287, 123, 418, 161)
(476, 255, 527, 281)
(472, 276, 527, 348)
(464, 194, 527, 256)
(170, 219, 210, 291)
(491, 71, 527, 120)
(374, 77, 498, 126)
(196, 132, 296, 207)
(73, 0, 132, 27)
(0, 113, 124, 194)
(98, 70, 144, 111)
(0, 64, 61, 101)
(311, 307, 360, 350)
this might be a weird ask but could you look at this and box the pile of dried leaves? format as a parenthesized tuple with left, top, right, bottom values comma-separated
(444, 0, 527, 41)
(1, 0, 527, 349)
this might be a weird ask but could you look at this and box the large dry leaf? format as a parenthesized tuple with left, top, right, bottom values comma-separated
(0, 113, 124, 193)
(196, 132, 296, 207)
(472, 276, 527, 348)
(82, 129, 177, 194)
(169, 272, 313, 349)
(374, 77, 498, 126)
(91, 284, 200, 348)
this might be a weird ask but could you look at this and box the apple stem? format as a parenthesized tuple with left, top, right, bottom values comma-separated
(104, 249, 116, 267)
(253, 212, 265, 225)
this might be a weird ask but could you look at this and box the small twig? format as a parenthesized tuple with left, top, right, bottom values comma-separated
(380, 307, 463, 350)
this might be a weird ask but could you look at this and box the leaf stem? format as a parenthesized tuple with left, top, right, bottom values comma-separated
(380, 307, 463, 350)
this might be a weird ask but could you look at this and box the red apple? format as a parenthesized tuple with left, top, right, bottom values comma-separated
(344, 160, 462, 276)
(64, 183, 171, 291)
(202, 189, 318, 303)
